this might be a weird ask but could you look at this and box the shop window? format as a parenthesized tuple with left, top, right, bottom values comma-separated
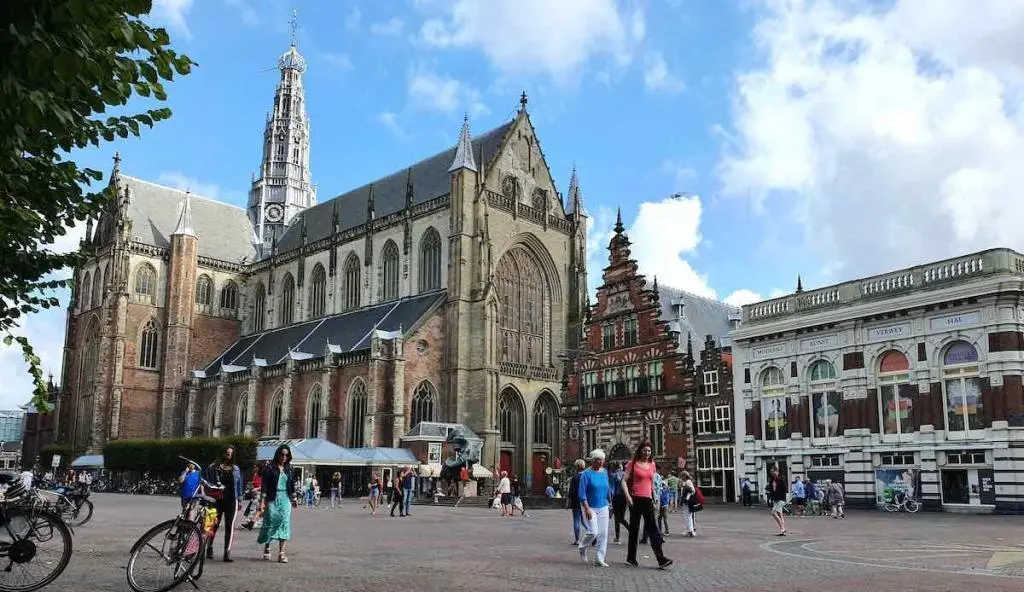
(941, 341, 983, 435)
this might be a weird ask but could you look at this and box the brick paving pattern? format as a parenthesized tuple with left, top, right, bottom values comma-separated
(38, 494, 1024, 591)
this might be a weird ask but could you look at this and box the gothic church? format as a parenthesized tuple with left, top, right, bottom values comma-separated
(59, 37, 588, 486)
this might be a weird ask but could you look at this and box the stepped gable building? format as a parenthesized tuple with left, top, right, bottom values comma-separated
(57, 36, 589, 490)
(733, 249, 1024, 514)
(562, 213, 736, 482)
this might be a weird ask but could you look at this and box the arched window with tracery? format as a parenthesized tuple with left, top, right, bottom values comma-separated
(80, 271, 92, 310)
(308, 264, 327, 318)
(93, 265, 105, 307)
(138, 319, 159, 369)
(269, 390, 284, 437)
(381, 240, 399, 302)
(418, 228, 442, 292)
(343, 254, 361, 311)
(279, 273, 295, 325)
(410, 381, 436, 428)
(307, 384, 323, 439)
(195, 274, 212, 307)
(347, 379, 367, 447)
(495, 247, 547, 366)
(134, 263, 157, 303)
(533, 392, 558, 446)
(253, 282, 266, 332)
(220, 280, 238, 312)
(76, 318, 100, 448)
(236, 393, 249, 434)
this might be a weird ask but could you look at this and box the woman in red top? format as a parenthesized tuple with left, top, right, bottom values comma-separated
(621, 441, 673, 569)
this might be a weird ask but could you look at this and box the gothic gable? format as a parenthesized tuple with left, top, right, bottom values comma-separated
(485, 113, 562, 216)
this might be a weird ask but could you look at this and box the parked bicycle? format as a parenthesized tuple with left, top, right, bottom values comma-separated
(29, 484, 93, 528)
(0, 473, 74, 592)
(125, 456, 224, 592)
(882, 490, 920, 513)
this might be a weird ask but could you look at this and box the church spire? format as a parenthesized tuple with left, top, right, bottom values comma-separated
(449, 114, 477, 173)
(172, 190, 196, 236)
(565, 164, 585, 216)
(248, 7, 315, 257)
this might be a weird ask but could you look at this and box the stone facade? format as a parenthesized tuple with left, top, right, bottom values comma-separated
(57, 42, 587, 495)
(733, 248, 1024, 514)
(562, 216, 736, 493)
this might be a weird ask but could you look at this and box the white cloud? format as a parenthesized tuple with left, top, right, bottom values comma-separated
(660, 158, 697, 188)
(370, 17, 404, 36)
(321, 52, 354, 72)
(377, 111, 405, 138)
(345, 7, 361, 31)
(418, 0, 645, 80)
(628, 194, 715, 299)
(151, 0, 196, 39)
(223, 0, 258, 25)
(407, 67, 489, 117)
(718, 0, 1024, 279)
(644, 51, 684, 93)
(723, 289, 763, 307)
(156, 172, 220, 200)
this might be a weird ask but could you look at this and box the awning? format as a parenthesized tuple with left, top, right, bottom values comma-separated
(255, 439, 363, 465)
(71, 454, 104, 468)
(346, 447, 419, 465)
(423, 463, 492, 479)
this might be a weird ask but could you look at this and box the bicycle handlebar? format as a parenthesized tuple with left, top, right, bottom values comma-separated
(178, 455, 225, 490)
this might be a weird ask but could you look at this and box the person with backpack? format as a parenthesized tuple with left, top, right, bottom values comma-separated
(679, 470, 701, 537)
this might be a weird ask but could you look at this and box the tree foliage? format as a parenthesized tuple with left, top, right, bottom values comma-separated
(103, 436, 258, 475)
(0, 1, 194, 411)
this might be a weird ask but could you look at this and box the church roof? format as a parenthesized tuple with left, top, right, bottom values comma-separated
(277, 120, 513, 253)
(657, 285, 738, 355)
(203, 290, 445, 373)
(122, 176, 256, 263)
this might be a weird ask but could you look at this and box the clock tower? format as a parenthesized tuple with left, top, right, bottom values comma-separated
(248, 10, 316, 257)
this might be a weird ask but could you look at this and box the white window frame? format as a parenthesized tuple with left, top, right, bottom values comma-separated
(760, 366, 787, 444)
(878, 362, 912, 438)
(940, 346, 982, 439)
(808, 360, 839, 444)
(646, 360, 663, 392)
(648, 423, 664, 456)
(714, 405, 731, 434)
(703, 370, 719, 395)
(696, 406, 712, 435)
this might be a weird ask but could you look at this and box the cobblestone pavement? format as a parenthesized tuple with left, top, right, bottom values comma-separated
(36, 494, 1024, 592)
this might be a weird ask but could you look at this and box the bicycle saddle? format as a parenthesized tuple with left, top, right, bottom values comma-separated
(196, 494, 218, 505)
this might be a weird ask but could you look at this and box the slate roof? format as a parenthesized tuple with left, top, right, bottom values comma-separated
(276, 120, 514, 253)
(657, 285, 739, 355)
(203, 290, 446, 373)
(122, 176, 257, 264)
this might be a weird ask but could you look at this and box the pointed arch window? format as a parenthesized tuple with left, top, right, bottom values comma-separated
(76, 318, 100, 448)
(195, 275, 212, 307)
(309, 264, 327, 318)
(347, 380, 367, 447)
(497, 390, 523, 445)
(418, 228, 442, 292)
(134, 264, 157, 303)
(253, 282, 266, 332)
(279, 273, 295, 325)
(269, 390, 284, 437)
(139, 319, 160, 369)
(343, 254, 361, 311)
(410, 381, 436, 428)
(495, 247, 547, 366)
(220, 281, 239, 312)
(93, 265, 104, 307)
(307, 385, 323, 439)
(207, 404, 217, 436)
(236, 393, 249, 434)
(533, 393, 558, 446)
(81, 272, 92, 310)
(381, 241, 400, 302)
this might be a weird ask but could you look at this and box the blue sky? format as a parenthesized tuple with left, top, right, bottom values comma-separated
(5, 0, 1024, 408)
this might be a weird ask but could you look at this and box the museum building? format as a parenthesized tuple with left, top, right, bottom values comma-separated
(732, 249, 1024, 513)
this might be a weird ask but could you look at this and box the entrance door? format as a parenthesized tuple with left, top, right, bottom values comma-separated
(500, 450, 513, 476)
(723, 470, 736, 502)
(941, 469, 969, 504)
(531, 452, 548, 495)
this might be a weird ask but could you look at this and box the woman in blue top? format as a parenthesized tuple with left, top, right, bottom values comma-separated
(258, 445, 296, 563)
(577, 449, 611, 567)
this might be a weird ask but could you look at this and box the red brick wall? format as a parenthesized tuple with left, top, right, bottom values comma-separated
(189, 314, 241, 370)
(401, 312, 444, 420)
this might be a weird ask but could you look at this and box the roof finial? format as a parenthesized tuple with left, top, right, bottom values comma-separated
(448, 114, 478, 173)
(520, 91, 528, 110)
(113, 151, 121, 171)
(289, 8, 299, 47)
(614, 207, 624, 233)
(796, 274, 804, 293)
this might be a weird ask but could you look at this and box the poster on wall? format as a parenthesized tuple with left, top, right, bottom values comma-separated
(806, 470, 844, 494)
(812, 392, 842, 438)
(763, 398, 790, 440)
(875, 468, 920, 504)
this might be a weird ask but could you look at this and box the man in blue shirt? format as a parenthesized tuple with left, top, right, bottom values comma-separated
(577, 449, 611, 567)
(179, 463, 201, 510)
(791, 477, 806, 516)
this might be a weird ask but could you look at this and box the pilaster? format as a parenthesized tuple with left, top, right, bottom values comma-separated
(365, 334, 380, 447)
(281, 358, 296, 438)
(212, 373, 227, 437)
(185, 379, 199, 437)
(391, 337, 406, 446)
(320, 361, 335, 439)
(245, 367, 261, 437)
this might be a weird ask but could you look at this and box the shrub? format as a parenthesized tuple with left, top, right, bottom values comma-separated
(103, 436, 256, 475)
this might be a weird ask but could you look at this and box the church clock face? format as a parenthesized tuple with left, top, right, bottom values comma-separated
(265, 204, 284, 223)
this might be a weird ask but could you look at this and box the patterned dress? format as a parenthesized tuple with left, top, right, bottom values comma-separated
(257, 472, 292, 544)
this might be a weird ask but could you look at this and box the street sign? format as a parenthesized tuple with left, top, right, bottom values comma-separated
(51, 454, 61, 468)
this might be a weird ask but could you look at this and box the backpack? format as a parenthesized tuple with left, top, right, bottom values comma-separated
(689, 485, 705, 512)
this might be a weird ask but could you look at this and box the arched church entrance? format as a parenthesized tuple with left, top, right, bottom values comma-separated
(497, 388, 526, 480)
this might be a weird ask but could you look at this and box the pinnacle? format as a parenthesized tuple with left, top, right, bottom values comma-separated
(448, 114, 477, 173)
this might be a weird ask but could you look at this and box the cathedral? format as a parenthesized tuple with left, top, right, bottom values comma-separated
(58, 36, 588, 484)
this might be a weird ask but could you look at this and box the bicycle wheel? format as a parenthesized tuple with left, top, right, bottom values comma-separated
(313, 494, 322, 507)
(0, 507, 74, 592)
(68, 500, 93, 527)
(904, 499, 921, 513)
(126, 518, 203, 592)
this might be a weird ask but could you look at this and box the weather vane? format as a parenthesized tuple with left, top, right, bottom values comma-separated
(289, 8, 299, 47)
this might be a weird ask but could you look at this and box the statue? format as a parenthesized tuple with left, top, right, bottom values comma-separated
(439, 431, 482, 489)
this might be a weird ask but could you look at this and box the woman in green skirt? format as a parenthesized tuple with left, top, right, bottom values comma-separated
(258, 445, 297, 562)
